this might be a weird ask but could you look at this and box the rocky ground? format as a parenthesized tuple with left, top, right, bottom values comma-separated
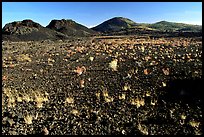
(2, 35, 203, 135)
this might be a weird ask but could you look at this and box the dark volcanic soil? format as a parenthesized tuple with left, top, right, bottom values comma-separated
(2, 35, 203, 135)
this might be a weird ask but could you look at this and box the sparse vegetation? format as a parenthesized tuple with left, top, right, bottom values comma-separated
(109, 59, 118, 71)
(2, 35, 202, 135)
(24, 115, 33, 125)
(17, 54, 32, 62)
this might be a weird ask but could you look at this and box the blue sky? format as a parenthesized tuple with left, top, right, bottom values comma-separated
(2, 2, 202, 28)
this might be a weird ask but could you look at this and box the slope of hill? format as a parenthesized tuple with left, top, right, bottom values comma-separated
(2, 17, 202, 41)
(46, 19, 97, 37)
(91, 17, 138, 32)
(147, 21, 202, 32)
(92, 17, 202, 34)
(2, 19, 68, 41)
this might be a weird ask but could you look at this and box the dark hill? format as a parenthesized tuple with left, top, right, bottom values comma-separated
(2, 19, 43, 35)
(2, 19, 68, 41)
(2, 18, 202, 41)
(46, 19, 97, 36)
(91, 17, 137, 32)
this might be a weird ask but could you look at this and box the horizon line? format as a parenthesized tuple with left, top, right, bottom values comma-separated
(2, 17, 202, 29)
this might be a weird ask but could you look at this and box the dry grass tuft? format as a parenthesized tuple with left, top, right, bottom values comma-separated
(24, 115, 33, 124)
(95, 92, 101, 100)
(65, 97, 74, 104)
(189, 120, 200, 128)
(3, 88, 17, 107)
(102, 89, 109, 97)
(123, 84, 131, 91)
(131, 97, 145, 108)
(119, 93, 126, 100)
(138, 123, 148, 135)
(34, 91, 49, 108)
(102, 88, 114, 103)
(71, 109, 80, 116)
(104, 96, 114, 103)
(23, 93, 33, 102)
(17, 54, 32, 62)
(43, 127, 49, 135)
(3, 87, 49, 108)
(162, 82, 166, 87)
(109, 59, 118, 71)
(8, 118, 15, 126)
(162, 68, 170, 75)
(89, 56, 94, 61)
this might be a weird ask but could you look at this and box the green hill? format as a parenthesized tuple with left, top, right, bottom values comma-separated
(92, 17, 202, 33)
(146, 21, 202, 32)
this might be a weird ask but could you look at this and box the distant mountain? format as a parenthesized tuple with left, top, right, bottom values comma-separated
(147, 21, 202, 32)
(2, 19, 68, 41)
(46, 19, 97, 36)
(92, 17, 202, 34)
(91, 17, 137, 32)
(2, 17, 202, 41)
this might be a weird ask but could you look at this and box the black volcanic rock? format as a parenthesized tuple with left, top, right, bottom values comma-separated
(46, 19, 97, 36)
(2, 19, 42, 35)
(91, 17, 137, 33)
(2, 20, 68, 41)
